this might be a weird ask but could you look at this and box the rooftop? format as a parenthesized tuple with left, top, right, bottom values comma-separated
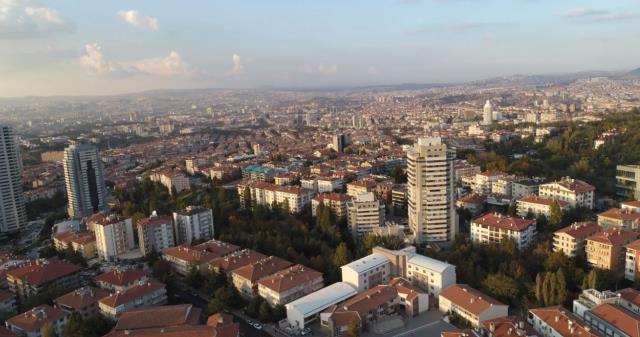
(285, 282, 358, 317)
(341, 253, 389, 274)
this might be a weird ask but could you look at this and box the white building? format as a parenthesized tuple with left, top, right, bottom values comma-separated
(625, 239, 640, 281)
(151, 172, 190, 195)
(173, 206, 214, 246)
(553, 222, 602, 258)
(238, 180, 315, 214)
(406, 254, 456, 297)
(516, 195, 569, 218)
(538, 177, 595, 209)
(0, 125, 26, 233)
(63, 142, 108, 218)
(528, 307, 599, 337)
(285, 282, 357, 329)
(407, 137, 457, 243)
(317, 177, 343, 193)
(341, 253, 391, 292)
(483, 100, 493, 126)
(137, 211, 175, 256)
(470, 213, 537, 250)
(90, 213, 135, 261)
(346, 192, 385, 240)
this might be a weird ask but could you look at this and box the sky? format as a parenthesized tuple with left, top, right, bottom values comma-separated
(0, 0, 639, 97)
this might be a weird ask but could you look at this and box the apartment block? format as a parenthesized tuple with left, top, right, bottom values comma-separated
(98, 282, 167, 320)
(597, 207, 640, 231)
(538, 176, 595, 209)
(311, 193, 352, 219)
(470, 213, 537, 250)
(53, 230, 97, 259)
(347, 192, 385, 240)
(232, 256, 293, 298)
(173, 206, 214, 246)
(553, 222, 602, 257)
(6, 259, 80, 301)
(616, 164, 640, 200)
(439, 284, 508, 328)
(137, 212, 175, 256)
(528, 306, 600, 337)
(516, 195, 569, 219)
(341, 253, 391, 292)
(257, 265, 323, 306)
(238, 180, 315, 214)
(94, 267, 149, 293)
(6, 305, 68, 337)
(89, 213, 135, 261)
(163, 245, 218, 276)
(586, 228, 638, 271)
(208, 249, 267, 276)
(54, 286, 110, 317)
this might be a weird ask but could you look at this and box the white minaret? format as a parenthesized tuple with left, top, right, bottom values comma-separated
(483, 100, 493, 125)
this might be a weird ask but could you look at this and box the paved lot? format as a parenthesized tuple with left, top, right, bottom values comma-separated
(363, 310, 460, 337)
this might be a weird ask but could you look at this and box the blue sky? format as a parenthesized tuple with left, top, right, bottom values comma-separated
(0, 0, 639, 96)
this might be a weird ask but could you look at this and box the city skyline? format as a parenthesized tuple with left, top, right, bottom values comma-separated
(1, 0, 639, 97)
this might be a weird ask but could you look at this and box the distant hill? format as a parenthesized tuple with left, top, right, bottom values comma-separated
(629, 68, 640, 77)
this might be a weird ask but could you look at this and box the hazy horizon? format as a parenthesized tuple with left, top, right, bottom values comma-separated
(1, 0, 639, 97)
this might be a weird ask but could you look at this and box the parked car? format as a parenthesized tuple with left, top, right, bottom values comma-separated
(253, 323, 263, 330)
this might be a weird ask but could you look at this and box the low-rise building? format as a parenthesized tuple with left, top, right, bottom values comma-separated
(257, 265, 323, 306)
(94, 267, 148, 293)
(311, 193, 351, 219)
(622, 200, 640, 213)
(406, 254, 456, 297)
(618, 288, 640, 315)
(98, 282, 167, 320)
(470, 213, 537, 250)
(163, 245, 218, 276)
(6, 305, 67, 337)
(516, 195, 569, 218)
(192, 239, 240, 257)
(439, 284, 509, 328)
(137, 212, 175, 256)
(6, 259, 81, 301)
(341, 253, 391, 292)
(208, 249, 267, 276)
(538, 176, 595, 209)
(54, 286, 110, 316)
(481, 316, 537, 337)
(598, 208, 640, 231)
(586, 228, 638, 271)
(528, 306, 601, 337)
(583, 303, 640, 337)
(321, 278, 427, 337)
(553, 222, 602, 257)
(285, 282, 358, 330)
(572, 288, 620, 318)
(456, 194, 487, 216)
(231, 256, 293, 298)
(52, 230, 97, 259)
(112, 304, 202, 331)
(625, 239, 640, 281)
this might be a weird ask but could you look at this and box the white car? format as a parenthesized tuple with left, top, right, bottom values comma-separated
(252, 323, 263, 330)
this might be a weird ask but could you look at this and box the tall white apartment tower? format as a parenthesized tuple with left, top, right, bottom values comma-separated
(347, 192, 385, 240)
(483, 100, 493, 125)
(63, 142, 108, 218)
(407, 137, 457, 243)
(0, 125, 26, 233)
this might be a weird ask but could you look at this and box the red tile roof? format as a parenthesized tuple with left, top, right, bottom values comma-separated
(137, 215, 173, 228)
(619, 288, 640, 308)
(192, 240, 240, 257)
(440, 284, 505, 316)
(6, 259, 80, 286)
(555, 222, 602, 239)
(163, 246, 218, 264)
(7, 305, 66, 332)
(471, 213, 536, 232)
(529, 306, 601, 337)
(232, 256, 293, 282)
(54, 286, 110, 311)
(588, 228, 638, 246)
(99, 282, 165, 308)
(257, 265, 322, 293)
(208, 249, 267, 274)
(95, 268, 148, 287)
(599, 208, 640, 221)
(591, 304, 640, 337)
(114, 304, 202, 331)
(481, 316, 536, 337)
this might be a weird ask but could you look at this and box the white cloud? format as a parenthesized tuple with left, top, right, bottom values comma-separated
(0, 0, 73, 39)
(560, 8, 636, 22)
(131, 51, 190, 76)
(78, 43, 190, 77)
(117, 10, 159, 31)
(301, 63, 338, 75)
(231, 53, 244, 74)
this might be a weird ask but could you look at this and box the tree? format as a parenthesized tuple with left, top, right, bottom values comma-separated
(535, 273, 543, 304)
(346, 319, 360, 337)
(63, 312, 86, 337)
(482, 273, 520, 304)
(555, 269, 568, 306)
(42, 323, 56, 337)
(584, 269, 598, 290)
(549, 201, 563, 227)
(258, 301, 272, 322)
(186, 263, 204, 288)
(542, 272, 553, 306)
(332, 243, 352, 267)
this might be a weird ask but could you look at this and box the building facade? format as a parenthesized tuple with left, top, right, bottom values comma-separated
(0, 125, 27, 233)
(616, 164, 640, 201)
(137, 212, 175, 256)
(63, 142, 108, 218)
(173, 206, 214, 246)
(346, 192, 385, 240)
(470, 213, 537, 251)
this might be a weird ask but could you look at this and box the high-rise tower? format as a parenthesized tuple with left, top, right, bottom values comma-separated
(63, 142, 108, 218)
(0, 125, 26, 233)
(407, 137, 456, 243)
(483, 100, 493, 125)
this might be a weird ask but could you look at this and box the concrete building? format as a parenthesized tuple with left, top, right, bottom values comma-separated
(163, 245, 218, 276)
(98, 282, 167, 320)
(285, 282, 358, 330)
(625, 239, 640, 281)
(6, 305, 68, 337)
(238, 180, 315, 214)
(208, 249, 267, 276)
(346, 180, 376, 198)
(516, 195, 569, 219)
(53, 230, 97, 259)
(616, 164, 640, 200)
(464, 171, 506, 195)
(311, 193, 351, 219)
(586, 228, 638, 272)
(512, 179, 543, 200)
(89, 213, 135, 261)
(94, 267, 149, 293)
(538, 176, 595, 209)
(173, 206, 214, 246)
(137, 212, 175, 256)
(63, 142, 108, 218)
(0, 125, 26, 233)
(341, 253, 391, 292)
(572, 288, 619, 318)
(553, 222, 602, 257)
(439, 284, 509, 328)
(597, 208, 640, 231)
(346, 192, 385, 240)
(406, 254, 456, 297)
(470, 213, 537, 250)
(321, 278, 428, 337)
(528, 307, 600, 337)
(618, 288, 640, 315)
(257, 265, 323, 306)
(150, 172, 190, 195)
(583, 303, 640, 337)
(332, 134, 347, 153)
(231, 256, 293, 298)
(407, 137, 457, 243)
(481, 316, 537, 337)
(54, 286, 110, 317)
(622, 200, 640, 213)
(6, 259, 80, 301)
(483, 100, 494, 125)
